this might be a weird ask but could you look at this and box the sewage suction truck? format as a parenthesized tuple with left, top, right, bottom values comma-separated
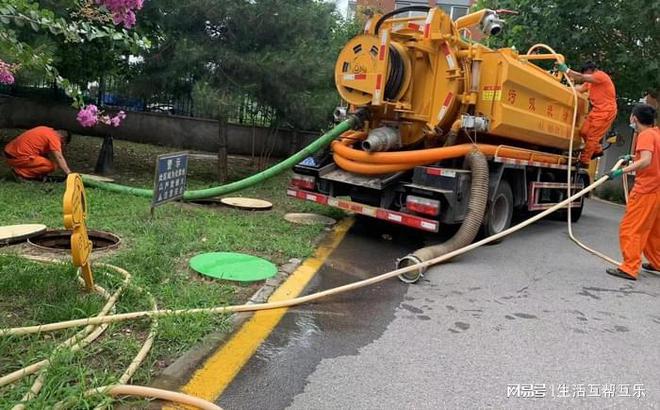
(288, 6, 593, 282)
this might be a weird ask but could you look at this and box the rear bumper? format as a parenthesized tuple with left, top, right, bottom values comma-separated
(286, 187, 439, 233)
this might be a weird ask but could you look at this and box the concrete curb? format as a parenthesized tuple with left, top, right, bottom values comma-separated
(150, 258, 303, 392)
(149, 226, 334, 394)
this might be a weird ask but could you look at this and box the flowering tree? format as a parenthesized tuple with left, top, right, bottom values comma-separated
(0, 0, 148, 126)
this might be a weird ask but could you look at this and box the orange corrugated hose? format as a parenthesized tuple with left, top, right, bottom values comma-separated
(331, 133, 568, 175)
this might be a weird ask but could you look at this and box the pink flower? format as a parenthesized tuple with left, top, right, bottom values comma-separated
(0, 70, 14, 85)
(0, 60, 15, 85)
(110, 117, 121, 127)
(76, 105, 126, 128)
(109, 111, 126, 127)
(97, 0, 144, 28)
(77, 106, 99, 127)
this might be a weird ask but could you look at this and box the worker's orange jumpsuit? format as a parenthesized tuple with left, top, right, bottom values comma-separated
(579, 70, 617, 164)
(618, 127, 660, 277)
(3, 126, 62, 179)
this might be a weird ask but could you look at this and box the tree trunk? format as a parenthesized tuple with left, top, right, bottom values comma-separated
(217, 108, 229, 183)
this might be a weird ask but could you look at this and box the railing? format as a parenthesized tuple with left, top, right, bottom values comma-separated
(0, 80, 277, 128)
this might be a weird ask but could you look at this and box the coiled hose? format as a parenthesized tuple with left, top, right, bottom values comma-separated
(397, 150, 489, 283)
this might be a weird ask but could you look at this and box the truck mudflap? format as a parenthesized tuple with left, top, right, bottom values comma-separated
(286, 187, 439, 233)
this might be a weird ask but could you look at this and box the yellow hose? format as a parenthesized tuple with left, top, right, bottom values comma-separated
(3, 258, 165, 410)
(54, 385, 222, 410)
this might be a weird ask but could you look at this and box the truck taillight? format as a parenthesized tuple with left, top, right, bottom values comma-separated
(406, 195, 440, 216)
(291, 173, 316, 190)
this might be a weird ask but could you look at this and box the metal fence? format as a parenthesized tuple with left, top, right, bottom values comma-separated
(0, 79, 277, 128)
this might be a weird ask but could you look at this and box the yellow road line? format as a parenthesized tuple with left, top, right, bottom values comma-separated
(169, 218, 353, 406)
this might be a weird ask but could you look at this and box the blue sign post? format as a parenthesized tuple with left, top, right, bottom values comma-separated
(152, 152, 188, 210)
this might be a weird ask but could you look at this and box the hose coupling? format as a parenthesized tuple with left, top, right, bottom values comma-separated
(396, 254, 426, 284)
(362, 127, 401, 152)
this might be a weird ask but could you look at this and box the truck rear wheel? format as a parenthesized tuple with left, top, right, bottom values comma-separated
(481, 180, 513, 239)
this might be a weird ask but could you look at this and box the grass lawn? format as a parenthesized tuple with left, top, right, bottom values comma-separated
(0, 129, 343, 408)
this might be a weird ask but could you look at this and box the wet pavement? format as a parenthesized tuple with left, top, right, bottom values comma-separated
(218, 219, 427, 410)
(217, 200, 660, 409)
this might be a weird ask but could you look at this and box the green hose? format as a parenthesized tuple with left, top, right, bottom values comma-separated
(81, 117, 358, 200)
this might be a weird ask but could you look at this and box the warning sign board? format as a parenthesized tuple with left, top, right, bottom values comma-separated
(482, 85, 502, 102)
(152, 152, 188, 208)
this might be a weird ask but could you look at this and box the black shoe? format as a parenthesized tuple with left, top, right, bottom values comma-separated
(642, 263, 660, 275)
(605, 268, 637, 281)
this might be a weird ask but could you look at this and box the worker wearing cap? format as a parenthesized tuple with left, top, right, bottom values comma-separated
(3, 126, 73, 180)
(557, 61, 617, 166)
(605, 104, 659, 281)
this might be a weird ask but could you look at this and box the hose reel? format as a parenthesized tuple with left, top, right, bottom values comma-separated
(335, 35, 411, 106)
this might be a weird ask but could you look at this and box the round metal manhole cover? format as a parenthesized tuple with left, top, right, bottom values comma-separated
(189, 252, 277, 282)
(0, 224, 48, 245)
(284, 213, 336, 226)
(28, 230, 121, 252)
(220, 197, 273, 211)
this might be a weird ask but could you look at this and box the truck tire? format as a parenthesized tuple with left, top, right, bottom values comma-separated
(481, 180, 513, 239)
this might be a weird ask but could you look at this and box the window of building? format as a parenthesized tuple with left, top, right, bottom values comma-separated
(450, 6, 469, 20)
(434, 3, 471, 20)
(395, 0, 431, 17)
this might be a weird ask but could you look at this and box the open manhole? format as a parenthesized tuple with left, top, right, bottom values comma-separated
(28, 230, 121, 252)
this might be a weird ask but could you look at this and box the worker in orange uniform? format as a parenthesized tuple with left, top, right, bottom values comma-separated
(557, 61, 617, 166)
(605, 104, 659, 281)
(3, 126, 73, 180)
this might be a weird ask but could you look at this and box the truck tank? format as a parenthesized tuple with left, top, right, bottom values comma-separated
(332, 7, 589, 174)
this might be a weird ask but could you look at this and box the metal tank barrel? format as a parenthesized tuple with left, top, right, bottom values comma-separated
(333, 7, 588, 153)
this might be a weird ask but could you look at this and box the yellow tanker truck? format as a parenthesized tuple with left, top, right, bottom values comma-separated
(288, 6, 593, 282)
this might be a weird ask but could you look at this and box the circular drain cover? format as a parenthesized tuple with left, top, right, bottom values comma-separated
(220, 197, 273, 211)
(284, 213, 336, 226)
(0, 224, 47, 245)
(190, 252, 277, 282)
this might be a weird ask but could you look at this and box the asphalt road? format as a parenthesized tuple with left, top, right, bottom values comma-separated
(218, 199, 659, 410)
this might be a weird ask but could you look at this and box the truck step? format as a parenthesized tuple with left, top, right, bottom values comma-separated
(404, 183, 454, 196)
(321, 168, 404, 190)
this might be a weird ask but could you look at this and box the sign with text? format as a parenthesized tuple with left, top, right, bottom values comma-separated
(152, 152, 188, 207)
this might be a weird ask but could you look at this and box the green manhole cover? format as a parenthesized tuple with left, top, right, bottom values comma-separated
(189, 252, 277, 282)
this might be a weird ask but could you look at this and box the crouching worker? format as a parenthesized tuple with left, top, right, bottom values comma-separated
(606, 104, 659, 281)
(3, 126, 73, 180)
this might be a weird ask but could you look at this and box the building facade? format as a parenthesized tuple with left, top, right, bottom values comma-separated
(332, 0, 475, 20)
